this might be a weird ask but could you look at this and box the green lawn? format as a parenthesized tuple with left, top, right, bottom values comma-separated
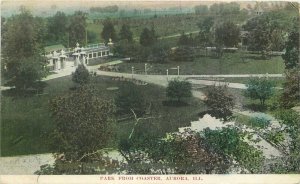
(223, 77, 285, 87)
(117, 52, 285, 75)
(1, 75, 206, 156)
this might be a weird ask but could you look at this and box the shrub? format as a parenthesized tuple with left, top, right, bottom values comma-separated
(166, 79, 192, 102)
(72, 64, 90, 85)
(204, 85, 234, 121)
(249, 116, 271, 129)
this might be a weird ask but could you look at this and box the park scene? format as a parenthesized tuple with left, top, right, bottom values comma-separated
(0, 1, 300, 175)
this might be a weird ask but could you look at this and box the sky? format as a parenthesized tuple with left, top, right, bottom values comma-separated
(1, 0, 291, 17)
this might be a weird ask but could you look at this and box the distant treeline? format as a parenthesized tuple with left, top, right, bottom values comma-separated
(90, 5, 119, 13)
(194, 2, 240, 15)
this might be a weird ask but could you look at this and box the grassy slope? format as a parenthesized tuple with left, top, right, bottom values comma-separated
(1, 76, 206, 156)
(86, 11, 251, 44)
(117, 52, 285, 75)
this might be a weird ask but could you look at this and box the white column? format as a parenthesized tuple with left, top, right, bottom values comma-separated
(86, 56, 89, 65)
(53, 59, 56, 70)
(61, 58, 66, 69)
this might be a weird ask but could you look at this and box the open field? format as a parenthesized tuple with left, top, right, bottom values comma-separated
(117, 53, 285, 75)
(1, 76, 206, 156)
(86, 11, 251, 44)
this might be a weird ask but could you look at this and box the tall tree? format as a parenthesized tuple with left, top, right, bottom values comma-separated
(195, 17, 214, 47)
(139, 27, 156, 47)
(119, 24, 133, 42)
(243, 16, 274, 58)
(68, 11, 87, 47)
(47, 11, 68, 45)
(2, 9, 48, 90)
(101, 18, 117, 44)
(215, 21, 240, 48)
(50, 86, 116, 161)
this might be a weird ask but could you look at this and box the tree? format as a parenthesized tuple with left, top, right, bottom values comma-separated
(72, 64, 90, 85)
(46, 11, 68, 45)
(50, 85, 116, 161)
(166, 79, 192, 102)
(113, 39, 140, 58)
(119, 24, 133, 42)
(282, 17, 299, 69)
(204, 85, 234, 120)
(139, 27, 157, 47)
(2, 9, 48, 90)
(215, 21, 240, 48)
(196, 17, 214, 47)
(198, 17, 214, 33)
(68, 11, 87, 47)
(244, 77, 275, 106)
(244, 16, 273, 58)
(115, 82, 146, 115)
(101, 18, 117, 44)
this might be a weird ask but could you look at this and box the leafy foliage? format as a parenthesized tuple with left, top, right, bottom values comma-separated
(72, 64, 90, 85)
(204, 85, 234, 120)
(119, 130, 232, 174)
(244, 77, 275, 106)
(166, 79, 192, 102)
(50, 86, 116, 161)
(203, 127, 265, 173)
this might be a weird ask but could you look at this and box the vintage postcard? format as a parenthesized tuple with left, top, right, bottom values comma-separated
(0, 0, 300, 183)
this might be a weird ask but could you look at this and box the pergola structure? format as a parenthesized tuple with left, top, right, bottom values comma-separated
(46, 41, 112, 71)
